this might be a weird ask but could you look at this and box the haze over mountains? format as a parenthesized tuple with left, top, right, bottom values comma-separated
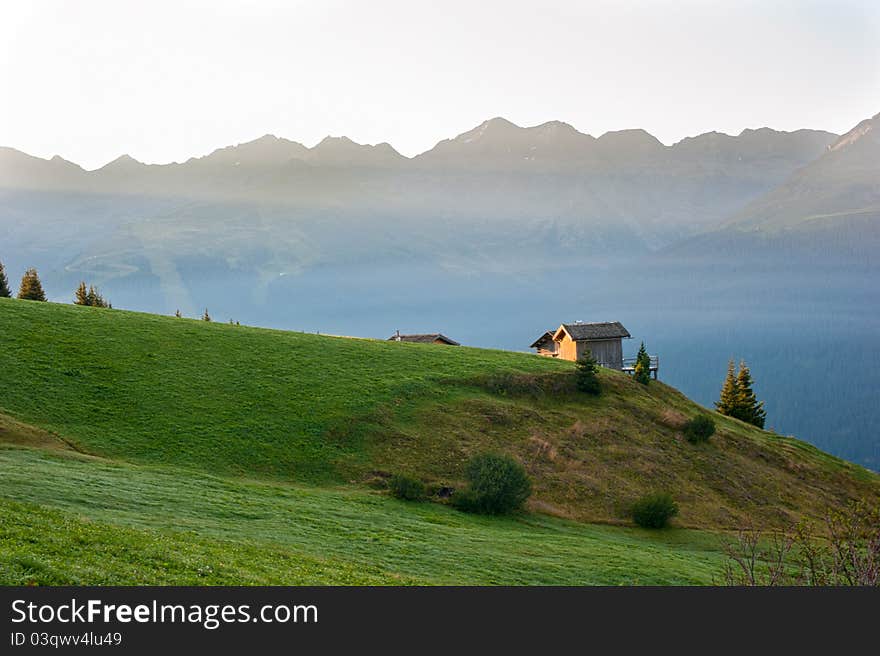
(668, 112, 880, 263)
(2, 112, 878, 305)
(1, 112, 879, 471)
(0, 115, 851, 289)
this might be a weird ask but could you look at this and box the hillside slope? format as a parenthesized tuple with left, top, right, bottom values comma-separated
(1, 298, 877, 531)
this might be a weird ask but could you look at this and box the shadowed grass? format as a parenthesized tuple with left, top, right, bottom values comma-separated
(0, 447, 726, 585)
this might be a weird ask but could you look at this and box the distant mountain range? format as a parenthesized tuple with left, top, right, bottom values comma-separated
(0, 113, 875, 310)
(663, 112, 880, 264)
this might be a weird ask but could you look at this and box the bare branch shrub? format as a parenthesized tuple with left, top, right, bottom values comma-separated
(722, 503, 879, 586)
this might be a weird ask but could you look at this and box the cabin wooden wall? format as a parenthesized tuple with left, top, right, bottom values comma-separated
(557, 335, 579, 361)
(556, 335, 624, 369)
(577, 339, 623, 369)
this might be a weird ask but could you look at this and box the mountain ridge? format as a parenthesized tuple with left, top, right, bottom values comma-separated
(0, 117, 839, 173)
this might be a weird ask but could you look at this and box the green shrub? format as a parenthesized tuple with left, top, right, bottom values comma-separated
(454, 453, 532, 515)
(575, 352, 601, 395)
(683, 415, 716, 444)
(388, 474, 425, 501)
(631, 493, 678, 529)
(450, 488, 480, 513)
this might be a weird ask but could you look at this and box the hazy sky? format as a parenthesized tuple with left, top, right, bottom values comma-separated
(1, 0, 878, 169)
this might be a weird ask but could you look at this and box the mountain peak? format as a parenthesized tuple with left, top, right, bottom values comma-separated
(308, 135, 405, 165)
(197, 134, 309, 166)
(48, 155, 85, 172)
(453, 117, 521, 144)
(829, 113, 878, 152)
(100, 154, 145, 170)
(314, 135, 357, 148)
(596, 128, 664, 153)
(533, 119, 581, 134)
(417, 117, 599, 166)
(483, 116, 520, 129)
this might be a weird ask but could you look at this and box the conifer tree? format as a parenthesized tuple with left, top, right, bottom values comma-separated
(74, 281, 89, 305)
(715, 360, 739, 416)
(734, 361, 766, 429)
(202, 308, 211, 322)
(17, 268, 47, 301)
(0, 262, 11, 299)
(74, 282, 108, 307)
(87, 285, 109, 308)
(575, 351, 601, 395)
(634, 341, 651, 385)
(0, 260, 11, 298)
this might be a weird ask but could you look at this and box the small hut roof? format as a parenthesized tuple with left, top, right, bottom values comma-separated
(555, 322, 631, 341)
(529, 331, 556, 348)
(388, 333, 460, 345)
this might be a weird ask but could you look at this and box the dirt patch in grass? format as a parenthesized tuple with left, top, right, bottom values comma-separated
(0, 413, 77, 452)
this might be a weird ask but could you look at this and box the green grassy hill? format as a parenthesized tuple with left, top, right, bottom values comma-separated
(0, 298, 878, 584)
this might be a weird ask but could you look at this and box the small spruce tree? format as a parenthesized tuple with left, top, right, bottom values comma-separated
(575, 351, 601, 395)
(634, 341, 651, 385)
(0, 260, 11, 298)
(87, 285, 109, 308)
(715, 360, 739, 416)
(734, 361, 766, 429)
(75, 282, 108, 307)
(18, 268, 47, 301)
(74, 281, 89, 305)
(202, 308, 211, 322)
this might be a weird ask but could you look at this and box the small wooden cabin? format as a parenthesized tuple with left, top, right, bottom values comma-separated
(529, 331, 558, 357)
(388, 331, 460, 346)
(531, 322, 631, 369)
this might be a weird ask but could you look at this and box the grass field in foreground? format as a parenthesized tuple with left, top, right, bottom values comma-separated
(0, 447, 726, 585)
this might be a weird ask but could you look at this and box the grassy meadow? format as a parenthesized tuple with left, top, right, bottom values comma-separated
(0, 447, 724, 585)
(0, 298, 878, 584)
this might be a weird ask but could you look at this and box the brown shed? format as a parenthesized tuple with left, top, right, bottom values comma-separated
(531, 322, 630, 369)
(552, 322, 630, 368)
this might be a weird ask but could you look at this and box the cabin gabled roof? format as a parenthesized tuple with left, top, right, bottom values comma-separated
(529, 331, 555, 348)
(553, 321, 631, 342)
(388, 333, 460, 345)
